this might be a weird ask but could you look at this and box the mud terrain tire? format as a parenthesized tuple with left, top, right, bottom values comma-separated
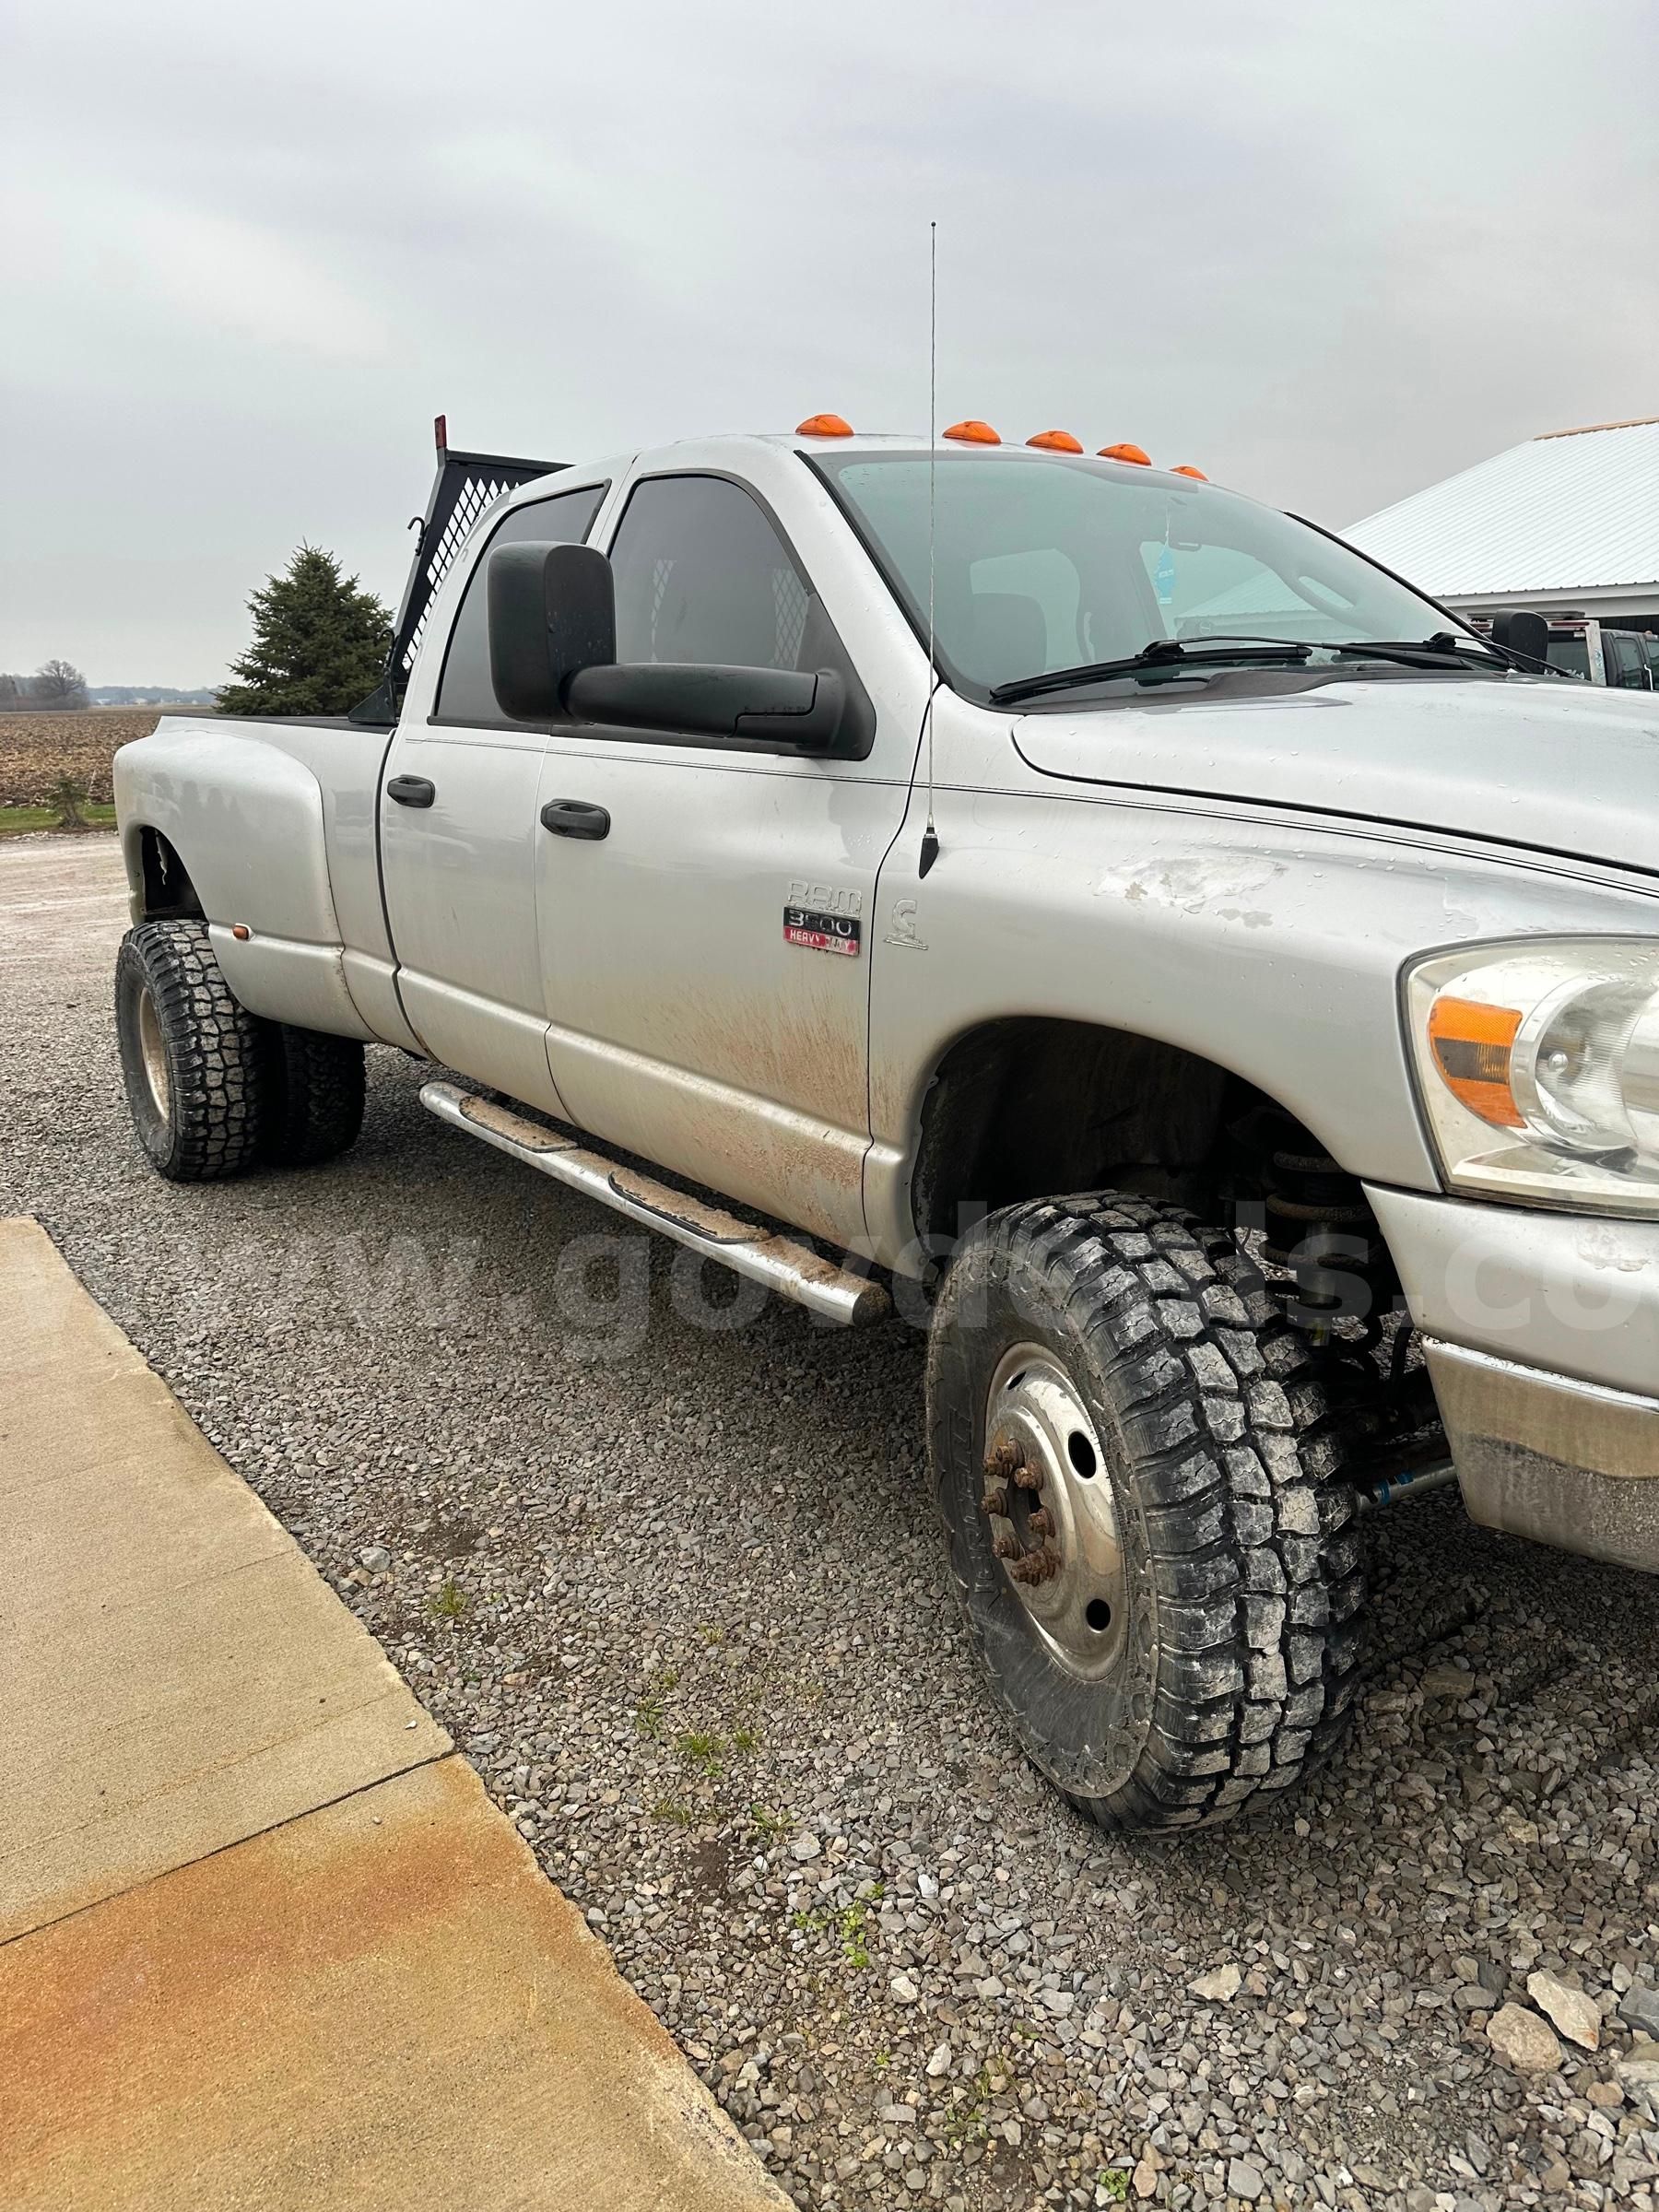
(927, 1193, 1365, 1832)
(262, 1024, 366, 1169)
(115, 919, 268, 1182)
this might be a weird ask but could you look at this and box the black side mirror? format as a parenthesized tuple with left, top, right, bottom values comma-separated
(1493, 608, 1550, 671)
(488, 538, 874, 754)
(567, 662, 851, 749)
(488, 542, 616, 721)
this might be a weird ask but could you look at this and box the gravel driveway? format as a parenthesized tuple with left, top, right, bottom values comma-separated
(6, 834, 1658, 2212)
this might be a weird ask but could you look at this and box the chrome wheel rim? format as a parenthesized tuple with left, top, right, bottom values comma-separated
(136, 983, 171, 1119)
(981, 1344, 1127, 1680)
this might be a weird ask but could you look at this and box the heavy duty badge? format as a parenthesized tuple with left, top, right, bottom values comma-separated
(783, 905, 862, 957)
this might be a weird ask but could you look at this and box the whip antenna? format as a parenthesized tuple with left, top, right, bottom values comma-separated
(918, 218, 941, 880)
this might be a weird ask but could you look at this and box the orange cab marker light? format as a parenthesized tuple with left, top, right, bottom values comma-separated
(796, 413, 853, 438)
(1028, 429, 1084, 453)
(1099, 441, 1151, 465)
(943, 419, 1001, 445)
(1171, 464, 1207, 480)
(1428, 996, 1524, 1127)
(231, 924, 251, 941)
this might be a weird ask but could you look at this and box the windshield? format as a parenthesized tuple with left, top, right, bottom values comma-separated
(815, 451, 1473, 701)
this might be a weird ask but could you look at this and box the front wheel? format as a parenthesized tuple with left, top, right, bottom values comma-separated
(926, 1194, 1365, 1833)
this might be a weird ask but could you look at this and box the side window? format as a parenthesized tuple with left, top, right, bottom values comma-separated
(608, 476, 814, 672)
(436, 483, 606, 723)
(1609, 633, 1650, 690)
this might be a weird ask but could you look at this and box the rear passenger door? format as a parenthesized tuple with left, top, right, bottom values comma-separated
(533, 469, 912, 1248)
(379, 479, 608, 1114)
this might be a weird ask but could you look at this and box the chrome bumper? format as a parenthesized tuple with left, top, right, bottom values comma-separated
(1424, 1340, 1659, 1575)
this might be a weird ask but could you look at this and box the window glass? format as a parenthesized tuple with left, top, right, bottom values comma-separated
(1609, 633, 1651, 689)
(1547, 635, 1591, 678)
(609, 476, 812, 671)
(818, 451, 1468, 700)
(436, 483, 606, 722)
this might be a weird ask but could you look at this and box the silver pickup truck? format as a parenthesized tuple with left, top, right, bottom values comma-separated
(113, 419, 1659, 1834)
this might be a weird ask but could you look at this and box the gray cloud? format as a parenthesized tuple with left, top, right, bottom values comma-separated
(2, 0, 1653, 681)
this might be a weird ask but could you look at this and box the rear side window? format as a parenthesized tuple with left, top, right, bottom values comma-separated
(1609, 633, 1651, 690)
(608, 476, 812, 671)
(436, 483, 606, 722)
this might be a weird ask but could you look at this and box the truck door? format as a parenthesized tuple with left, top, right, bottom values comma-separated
(378, 478, 610, 1113)
(533, 468, 915, 1249)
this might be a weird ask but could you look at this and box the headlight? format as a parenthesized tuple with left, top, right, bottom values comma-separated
(1405, 939, 1659, 1214)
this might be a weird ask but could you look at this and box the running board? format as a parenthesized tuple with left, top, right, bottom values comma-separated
(419, 1081, 890, 1328)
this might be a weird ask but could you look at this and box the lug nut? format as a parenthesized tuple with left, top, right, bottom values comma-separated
(1028, 1508, 1053, 1539)
(1013, 1463, 1043, 1492)
(993, 1532, 1023, 1560)
(980, 1487, 1010, 1519)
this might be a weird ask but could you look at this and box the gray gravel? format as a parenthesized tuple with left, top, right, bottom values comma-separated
(6, 835, 1659, 2212)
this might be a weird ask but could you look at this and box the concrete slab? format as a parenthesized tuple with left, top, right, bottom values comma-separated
(0, 1756, 782, 2212)
(0, 1217, 450, 1942)
(0, 1215, 784, 2208)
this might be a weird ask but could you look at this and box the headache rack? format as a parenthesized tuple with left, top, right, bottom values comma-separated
(350, 415, 562, 725)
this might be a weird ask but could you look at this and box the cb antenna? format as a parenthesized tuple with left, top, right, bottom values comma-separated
(918, 218, 941, 880)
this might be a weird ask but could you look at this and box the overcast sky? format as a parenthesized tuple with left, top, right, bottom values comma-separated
(3, 0, 1654, 685)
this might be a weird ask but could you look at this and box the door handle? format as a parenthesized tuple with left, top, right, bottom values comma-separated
(540, 798, 610, 841)
(387, 775, 436, 808)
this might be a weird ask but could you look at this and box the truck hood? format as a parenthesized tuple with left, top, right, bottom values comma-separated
(1012, 676, 1659, 877)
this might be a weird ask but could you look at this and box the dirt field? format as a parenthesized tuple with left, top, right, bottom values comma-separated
(0, 711, 176, 806)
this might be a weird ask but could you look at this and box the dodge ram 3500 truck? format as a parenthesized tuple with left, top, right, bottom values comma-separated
(113, 418, 1659, 1834)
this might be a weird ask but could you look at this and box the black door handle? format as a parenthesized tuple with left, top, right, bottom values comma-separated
(387, 775, 436, 808)
(540, 798, 610, 841)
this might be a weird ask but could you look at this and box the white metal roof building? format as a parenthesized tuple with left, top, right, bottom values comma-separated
(1344, 415, 1659, 626)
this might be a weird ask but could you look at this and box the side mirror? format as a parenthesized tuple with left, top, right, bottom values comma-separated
(488, 541, 616, 722)
(1492, 608, 1550, 671)
(567, 662, 852, 749)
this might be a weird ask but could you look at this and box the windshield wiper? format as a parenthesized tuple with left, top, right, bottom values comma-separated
(989, 638, 1312, 705)
(1331, 632, 1512, 672)
(1161, 630, 1513, 674)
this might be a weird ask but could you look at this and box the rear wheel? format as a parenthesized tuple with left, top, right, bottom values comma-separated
(115, 920, 268, 1181)
(926, 1193, 1365, 1832)
(262, 1024, 366, 1168)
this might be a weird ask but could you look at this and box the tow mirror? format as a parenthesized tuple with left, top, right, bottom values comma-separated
(488, 538, 872, 753)
(1492, 608, 1550, 670)
(488, 541, 616, 722)
(567, 662, 850, 748)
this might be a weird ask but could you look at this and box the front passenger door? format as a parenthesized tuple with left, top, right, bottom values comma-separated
(534, 471, 912, 1248)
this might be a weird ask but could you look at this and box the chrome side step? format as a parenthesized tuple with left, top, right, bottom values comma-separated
(419, 1080, 890, 1328)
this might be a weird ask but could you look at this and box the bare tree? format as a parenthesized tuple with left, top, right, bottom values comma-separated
(33, 660, 88, 709)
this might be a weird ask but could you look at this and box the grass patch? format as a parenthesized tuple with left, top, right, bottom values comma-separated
(0, 801, 117, 838)
(651, 1795, 696, 1826)
(426, 1578, 467, 1621)
(674, 1728, 728, 1776)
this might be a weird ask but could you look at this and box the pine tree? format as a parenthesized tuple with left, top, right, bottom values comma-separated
(218, 546, 393, 717)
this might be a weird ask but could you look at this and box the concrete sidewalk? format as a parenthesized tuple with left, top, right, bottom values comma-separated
(0, 1216, 784, 2211)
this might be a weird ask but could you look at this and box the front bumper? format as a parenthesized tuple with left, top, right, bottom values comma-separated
(1367, 1186, 1659, 1575)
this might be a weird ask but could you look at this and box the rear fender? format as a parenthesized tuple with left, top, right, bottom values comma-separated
(114, 728, 372, 1041)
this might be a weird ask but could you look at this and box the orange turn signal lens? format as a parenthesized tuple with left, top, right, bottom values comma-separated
(796, 413, 853, 438)
(1099, 441, 1151, 465)
(1171, 464, 1207, 480)
(1428, 996, 1524, 1127)
(1027, 429, 1083, 453)
(943, 419, 1001, 445)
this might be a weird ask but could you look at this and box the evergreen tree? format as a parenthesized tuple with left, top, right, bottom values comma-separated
(218, 546, 392, 716)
